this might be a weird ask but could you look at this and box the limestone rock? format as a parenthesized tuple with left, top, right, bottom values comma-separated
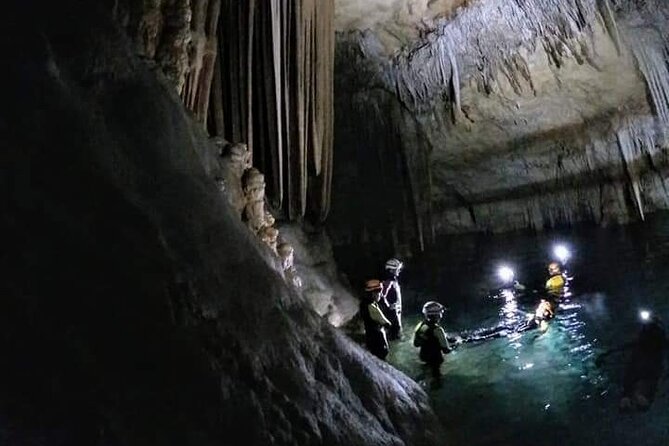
(279, 224, 360, 327)
(1, 4, 440, 444)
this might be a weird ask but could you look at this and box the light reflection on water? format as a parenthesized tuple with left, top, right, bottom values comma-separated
(388, 212, 669, 446)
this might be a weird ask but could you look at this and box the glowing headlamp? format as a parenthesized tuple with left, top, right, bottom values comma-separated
(553, 244, 571, 263)
(498, 265, 515, 284)
(639, 310, 651, 322)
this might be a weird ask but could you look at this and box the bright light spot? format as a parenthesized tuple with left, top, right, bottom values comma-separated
(544, 403, 551, 410)
(501, 289, 515, 301)
(521, 363, 534, 370)
(553, 244, 571, 263)
(640, 310, 651, 322)
(498, 265, 515, 283)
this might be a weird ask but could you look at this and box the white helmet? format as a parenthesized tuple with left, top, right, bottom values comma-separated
(422, 301, 444, 319)
(385, 258, 403, 273)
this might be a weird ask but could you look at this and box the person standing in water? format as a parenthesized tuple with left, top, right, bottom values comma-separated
(545, 261, 566, 294)
(361, 280, 392, 360)
(381, 258, 404, 340)
(413, 301, 453, 381)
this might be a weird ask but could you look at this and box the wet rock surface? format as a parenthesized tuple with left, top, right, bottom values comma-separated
(1, 3, 439, 445)
(279, 224, 360, 327)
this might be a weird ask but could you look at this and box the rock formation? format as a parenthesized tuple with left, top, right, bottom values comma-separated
(2, 2, 439, 445)
(217, 141, 252, 215)
(242, 168, 268, 234)
(330, 0, 669, 255)
(277, 243, 303, 289)
(259, 226, 279, 255)
(279, 225, 360, 327)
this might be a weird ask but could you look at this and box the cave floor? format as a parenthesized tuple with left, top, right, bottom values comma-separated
(386, 212, 669, 446)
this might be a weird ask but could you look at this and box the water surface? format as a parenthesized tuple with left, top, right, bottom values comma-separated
(389, 212, 669, 446)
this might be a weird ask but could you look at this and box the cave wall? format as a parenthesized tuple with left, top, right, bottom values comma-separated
(331, 0, 669, 251)
(1, 2, 439, 445)
(113, 0, 356, 324)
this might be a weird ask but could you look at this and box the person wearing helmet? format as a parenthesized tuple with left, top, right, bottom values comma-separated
(545, 262, 566, 293)
(413, 301, 453, 379)
(533, 298, 555, 332)
(460, 298, 555, 343)
(361, 279, 392, 360)
(382, 258, 404, 340)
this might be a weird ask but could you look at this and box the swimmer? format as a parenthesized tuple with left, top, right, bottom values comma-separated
(460, 298, 556, 344)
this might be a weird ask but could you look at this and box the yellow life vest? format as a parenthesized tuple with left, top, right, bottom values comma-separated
(545, 275, 565, 291)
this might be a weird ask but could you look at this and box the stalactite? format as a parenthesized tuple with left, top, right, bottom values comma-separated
(384, 0, 609, 111)
(445, 34, 461, 119)
(270, 0, 285, 207)
(598, 0, 622, 54)
(181, 0, 221, 125)
(209, 46, 225, 135)
(210, 0, 334, 222)
(615, 116, 658, 221)
(626, 28, 669, 124)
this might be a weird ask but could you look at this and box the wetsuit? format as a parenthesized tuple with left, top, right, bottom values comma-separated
(413, 320, 452, 376)
(382, 274, 402, 340)
(622, 321, 667, 407)
(361, 299, 391, 360)
(462, 319, 538, 343)
(462, 300, 555, 343)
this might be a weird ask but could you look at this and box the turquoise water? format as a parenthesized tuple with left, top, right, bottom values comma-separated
(388, 213, 669, 446)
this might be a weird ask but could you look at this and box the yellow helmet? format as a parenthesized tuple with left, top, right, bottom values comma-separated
(365, 279, 383, 292)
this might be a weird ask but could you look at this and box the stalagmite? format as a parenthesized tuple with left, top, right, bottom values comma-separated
(219, 142, 252, 216)
(243, 168, 268, 233)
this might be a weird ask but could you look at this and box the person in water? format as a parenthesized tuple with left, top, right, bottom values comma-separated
(545, 262, 566, 294)
(360, 279, 392, 360)
(461, 298, 556, 343)
(381, 258, 404, 340)
(619, 314, 667, 412)
(413, 301, 454, 380)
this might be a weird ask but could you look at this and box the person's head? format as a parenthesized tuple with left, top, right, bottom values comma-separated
(535, 299, 554, 320)
(365, 279, 384, 301)
(548, 262, 561, 276)
(385, 258, 403, 277)
(422, 301, 445, 323)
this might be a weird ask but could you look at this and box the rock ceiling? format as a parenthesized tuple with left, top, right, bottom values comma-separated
(335, 0, 470, 54)
(329, 0, 669, 243)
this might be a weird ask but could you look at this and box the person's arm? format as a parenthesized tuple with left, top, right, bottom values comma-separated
(413, 322, 425, 347)
(369, 303, 391, 326)
(435, 326, 452, 352)
(379, 282, 391, 307)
